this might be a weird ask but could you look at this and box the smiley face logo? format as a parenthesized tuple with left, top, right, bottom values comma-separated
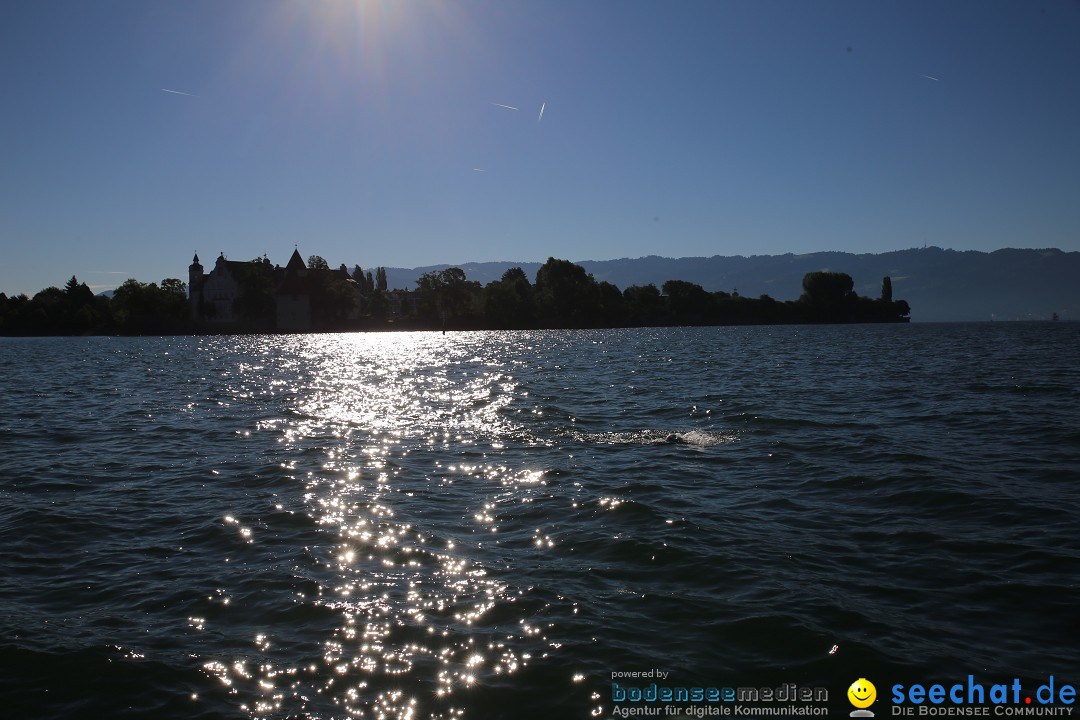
(848, 678, 877, 709)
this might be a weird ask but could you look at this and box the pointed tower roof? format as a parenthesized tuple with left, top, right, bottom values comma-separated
(286, 249, 306, 272)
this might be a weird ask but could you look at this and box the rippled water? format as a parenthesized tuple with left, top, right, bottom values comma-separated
(2, 325, 1079, 718)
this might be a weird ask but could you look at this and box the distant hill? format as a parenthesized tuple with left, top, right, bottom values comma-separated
(379, 247, 1078, 322)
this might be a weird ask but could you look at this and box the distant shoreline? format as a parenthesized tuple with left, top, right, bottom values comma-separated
(3, 261, 908, 336)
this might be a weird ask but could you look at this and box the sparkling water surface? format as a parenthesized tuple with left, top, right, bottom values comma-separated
(2, 325, 1079, 719)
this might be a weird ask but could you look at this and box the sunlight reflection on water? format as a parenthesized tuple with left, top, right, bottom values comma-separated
(286, 332, 523, 441)
(203, 332, 567, 718)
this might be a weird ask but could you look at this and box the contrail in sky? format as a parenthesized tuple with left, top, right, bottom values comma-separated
(162, 88, 198, 97)
(920, 74, 940, 81)
(490, 102, 518, 111)
(472, 168, 486, 172)
(537, 101, 545, 122)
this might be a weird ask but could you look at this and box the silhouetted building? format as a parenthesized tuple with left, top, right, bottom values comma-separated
(188, 250, 359, 331)
(274, 249, 312, 331)
(188, 252, 249, 324)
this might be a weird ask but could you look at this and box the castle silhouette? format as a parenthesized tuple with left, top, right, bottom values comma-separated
(188, 249, 356, 331)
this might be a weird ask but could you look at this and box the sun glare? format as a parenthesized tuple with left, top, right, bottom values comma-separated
(259, 0, 464, 109)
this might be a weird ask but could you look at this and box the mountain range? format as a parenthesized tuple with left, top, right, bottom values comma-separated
(379, 247, 1077, 322)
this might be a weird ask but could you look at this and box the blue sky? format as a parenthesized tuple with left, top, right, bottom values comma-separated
(2, 0, 1078, 295)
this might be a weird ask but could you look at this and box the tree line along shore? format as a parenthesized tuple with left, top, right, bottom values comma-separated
(0, 256, 909, 336)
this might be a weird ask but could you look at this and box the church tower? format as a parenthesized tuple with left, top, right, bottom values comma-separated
(188, 254, 204, 321)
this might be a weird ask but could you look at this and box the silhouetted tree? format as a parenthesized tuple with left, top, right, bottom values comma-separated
(623, 284, 665, 326)
(369, 288, 388, 322)
(26, 287, 65, 331)
(483, 267, 535, 328)
(596, 281, 626, 326)
(319, 275, 359, 325)
(56, 276, 105, 332)
(308, 255, 330, 271)
(881, 276, 893, 303)
(415, 271, 442, 321)
(416, 267, 473, 324)
(111, 278, 187, 333)
(802, 271, 854, 303)
(800, 271, 856, 322)
(303, 264, 358, 328)
(662, 280, 710, 324)
(351, 265, 369, 293)
(892, 299, 911, 321)
(754, 294, 783, 324)
(161, 278, 187, 297)
(157, 278, 188, 322)
(375, 267, 388, 292)
(534, 257, 600, 328)
(0, 292, 36, 334)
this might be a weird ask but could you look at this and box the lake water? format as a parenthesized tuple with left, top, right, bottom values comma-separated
(2, 324, 1078, 719)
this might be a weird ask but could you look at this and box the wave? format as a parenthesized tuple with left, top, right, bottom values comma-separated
(567, 428, 737, 446)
